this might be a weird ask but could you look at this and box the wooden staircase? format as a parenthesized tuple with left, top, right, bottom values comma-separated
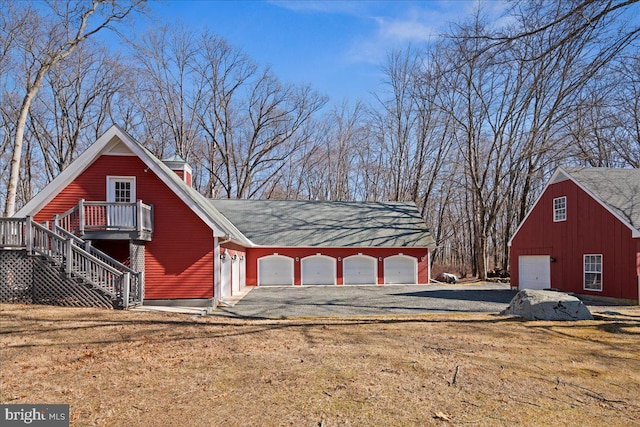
(0, 217, 143, 308)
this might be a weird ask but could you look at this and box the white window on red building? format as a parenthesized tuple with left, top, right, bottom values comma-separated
(583, 254, 602, 291)
(553, 196, 567, 222)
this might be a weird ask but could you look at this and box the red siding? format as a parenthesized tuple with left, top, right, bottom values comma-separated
(510, 180, 638, 301)
(169, 169, 192, 187)
(245, 247, 430, 286)
(34, 155, 215, 300)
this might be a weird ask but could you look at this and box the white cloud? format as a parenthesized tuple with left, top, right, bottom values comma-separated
(345, 0, 512, 64)
(267, 0, 368, 16)
(375, 16, 437, 42)
(345, 7, 442, 65)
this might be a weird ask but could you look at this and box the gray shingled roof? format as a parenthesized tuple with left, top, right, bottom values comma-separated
(564, 167, 640, 231)
(136, 137, 434, 248)
(209, 200, 435, 248)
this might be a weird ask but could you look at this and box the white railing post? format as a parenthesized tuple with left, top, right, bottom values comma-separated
(25, 216, 33, 254)
(52, 214, 59, 231)
(137, 200, 142, 232)
(78, 199, 85, 234)
(65, 238, 73, 277)
(122, 272, 130, 309)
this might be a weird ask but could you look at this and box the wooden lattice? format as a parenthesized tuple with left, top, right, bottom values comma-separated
(129, 240, 145, 306)
(32, 256, 114, 308)
(0, 250, 33, 304)
(1, 250, 114, 308)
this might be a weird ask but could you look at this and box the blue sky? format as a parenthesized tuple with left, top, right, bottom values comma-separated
(149, 1, 508, 104)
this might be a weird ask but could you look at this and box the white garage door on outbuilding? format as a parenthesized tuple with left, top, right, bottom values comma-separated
(384, 255, 417, 284)
(343, 255, 377, 285)
(301, 255, 336, 285)
(258, 255, 294, 286)
(518, 255, 551, 290)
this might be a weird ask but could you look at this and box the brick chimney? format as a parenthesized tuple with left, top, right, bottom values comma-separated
(162, 154, 192, 187)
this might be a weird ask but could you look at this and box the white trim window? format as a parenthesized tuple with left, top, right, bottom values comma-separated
(584, 254, 602, 291)
(553, 196, 567, 222)
(107, 176, 136, 203)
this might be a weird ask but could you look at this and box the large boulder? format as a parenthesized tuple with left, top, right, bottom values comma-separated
(502, 289, 593, 321)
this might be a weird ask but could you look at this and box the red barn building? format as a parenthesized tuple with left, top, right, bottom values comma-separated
(13, 125, 435, 308)
(509, 167, 640, 304)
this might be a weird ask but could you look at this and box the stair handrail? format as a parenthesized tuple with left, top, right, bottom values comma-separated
(52, 222, 139, 275)
(51, 222, 142, 306)
(29, 220, 127, 305)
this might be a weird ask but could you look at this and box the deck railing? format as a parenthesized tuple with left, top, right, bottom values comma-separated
(0, 218, 25, 248)
(0, 217, 139, 308)
(55, 199, 153, 236)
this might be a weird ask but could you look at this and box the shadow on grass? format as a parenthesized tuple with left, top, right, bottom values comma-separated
(0, 308, 518, 349)
(524, 320, 640, 359)
(394, 289, 517, 304)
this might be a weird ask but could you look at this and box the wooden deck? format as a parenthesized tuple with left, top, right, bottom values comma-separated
(55, 199, 153, 241)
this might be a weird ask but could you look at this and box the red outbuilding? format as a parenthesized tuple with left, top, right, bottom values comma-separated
(11, 125, 435, 308)
(509, 167, 640, 304)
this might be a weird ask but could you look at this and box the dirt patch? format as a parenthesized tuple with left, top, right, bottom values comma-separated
(1, 304, 639, 426)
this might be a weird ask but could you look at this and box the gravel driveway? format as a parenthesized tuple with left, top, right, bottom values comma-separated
(215, 283, 518, 318)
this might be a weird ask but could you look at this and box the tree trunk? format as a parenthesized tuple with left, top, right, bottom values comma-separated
(4, 87, 37, 216)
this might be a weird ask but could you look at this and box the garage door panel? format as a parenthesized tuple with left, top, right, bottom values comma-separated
(384, 256, 417, 284)
(259, 256, 294, 286)
(519, 255, 550, 290)
(302, 256, 336, 285)
(343, 256, 377, 285)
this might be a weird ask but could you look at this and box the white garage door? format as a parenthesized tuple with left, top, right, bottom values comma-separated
(221, 256, 231, 297)
(258, 255, 294, 286)
(343, 255, 377, 285)
(301, 255, 336, 285)
(519, 255, 551, 290)
(384, 255, 417, 284)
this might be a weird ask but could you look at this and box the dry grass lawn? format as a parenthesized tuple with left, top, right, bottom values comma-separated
(1, 303, 639, 426)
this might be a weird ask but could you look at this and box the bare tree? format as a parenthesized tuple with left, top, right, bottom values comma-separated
(2, 0, 144, 216)
(487, 0, 640, 59)
(27, 44, 127, 181)
(132, 23, 204, 161)
(195, 33, 258, 197)
(288, 101, 368, 201)
(199, 61, 326, 198)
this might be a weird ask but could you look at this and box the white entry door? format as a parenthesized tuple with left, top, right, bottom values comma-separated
(240, 256, 246, 288)
(258, 255, 294, 286)
(518, 256, 551, 290)
(343, 255, 377, 285)
(106, 176, 136, 228)
(221, 255, 231, 297)
(232, 256, 240, 294)
(384, 255, 417, 284)
(301, 255, 336, 285)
